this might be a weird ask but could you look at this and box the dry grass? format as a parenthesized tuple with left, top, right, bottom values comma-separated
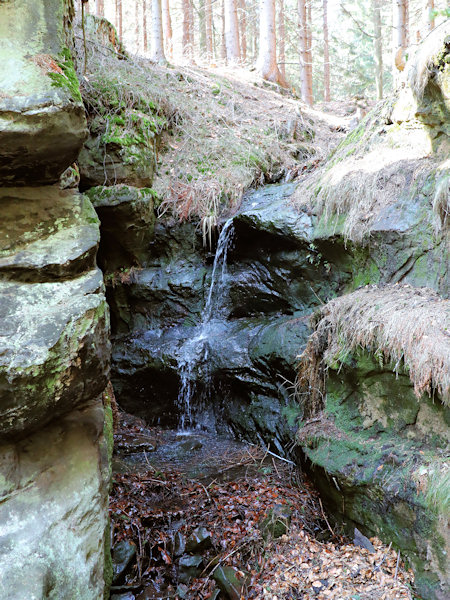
(297, 284, 450, 407)
(75, 16, 318, 223)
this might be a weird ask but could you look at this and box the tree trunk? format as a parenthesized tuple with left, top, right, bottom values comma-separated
(224, 0, 241, 63)
(97, 0, 104, 16)
(143, 0, 148, 52)
(239, 0, 247, 63)
(278, 0, 286, 79)
(205, 0, 213, 60)
(199, 0, 207, 54)
(115, 0, 123, 39)
(221, 0, 227, 62)
(182, 0, 194, 58)
(323, 0, 330, 101)
(135, 0, 140, 53)
(298, 0, 312, 104)
(151, 0, 166, 63)
(427, 0, 435, 31)
(392, 0, 408, 76)
(373, 0, 383, 100)
(306, 0, 313, 102)
(257, 0, 287, 85)
(162, 0, 173, 59)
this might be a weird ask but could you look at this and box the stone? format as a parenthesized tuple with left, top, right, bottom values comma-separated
(180, 438, 203, 453)
(185, 526, 212, 553)
(0, 187, 99, 282)
(0, 269, 110, 439)
(178, 554, 203, 583)
(353, 528, 375, 553)
(0, 0, 87, 185)
(213, 565, 246, 600)
(112, 540, 137, 584)
(86, 185, 156, 272)
(260, 504, 292, 540)
(0, 399, 110, 599)
(173, 532, 186, 557)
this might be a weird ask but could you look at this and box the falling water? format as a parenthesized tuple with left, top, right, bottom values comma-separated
(176, 219, 234, 431)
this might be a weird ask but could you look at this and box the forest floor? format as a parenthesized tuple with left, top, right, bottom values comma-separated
(109, 413, 415, 600)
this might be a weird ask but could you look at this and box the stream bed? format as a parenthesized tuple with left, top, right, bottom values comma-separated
(109, 412, 414, 600)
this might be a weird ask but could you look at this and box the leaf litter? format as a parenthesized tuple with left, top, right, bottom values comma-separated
(109, 412, 414, 599)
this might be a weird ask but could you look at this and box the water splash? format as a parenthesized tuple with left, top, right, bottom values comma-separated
(176, 219, 234, 430)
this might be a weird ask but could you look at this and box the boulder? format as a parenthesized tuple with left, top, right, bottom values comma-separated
(0, 398, 110, 599)
(0, 0, 87, 185)
(0, 186, 99, 282)
(0, 268, 110, 440)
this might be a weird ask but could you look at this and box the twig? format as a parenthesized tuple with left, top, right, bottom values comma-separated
(250, 443, 295, 466)
(376, 541, 392, 569)
(394, 550, 401, 580)
(318, 497, 335, 537)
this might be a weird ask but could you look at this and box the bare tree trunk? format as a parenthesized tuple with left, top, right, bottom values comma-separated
(239, 0, 247, 63)
(427, 0, 435, 31)
(115, 0, 123, 39)
(373, 0, 383, 100)
(298, 0, 312, 104)
(135, 0, 140, 53)
(224, 0, 241, 63)
(188, 0, 195, 55)
(278, 0, 286, 79)
(323, 0, 330, 101)
(393, 0, 408, 76)
(221, 0, 227, 62)
(162, 0, 173, 59)
(97, 0, 104, 16)
(257, 0, 287, 86)
(151, 0, 166, 63)
(182, 0, 194, 58)
(306, 0, 313, 102)
(205, 0, 213, 60)
(143, 0, 148, 53)
(199, 0, 207, 54)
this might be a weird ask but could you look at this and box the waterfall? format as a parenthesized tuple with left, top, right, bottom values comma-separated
(176, 219, 234, 430)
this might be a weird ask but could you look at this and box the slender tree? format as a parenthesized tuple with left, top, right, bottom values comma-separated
(306, 0, 313, 99)
(427, 0, 435, 31)
(115, 0, 123, 39)
(257, 0, 287, 85)
(96, 0, 104, 16)
(323, 0, 330, 101)
(239, 0, 247, 63)
(373, 0, 383, 99)
(221, 0, 227, 62)
(143, 0, 148, 52)
(205, 0, 213, 60)
(135, 0, 140, 53)
(224, 0, 241, 63)
(393, 0, 408, 76)
(151, 0, 166, 63)
(182, 0, 194, 58)
(298, 0, 313, 104)
(162, 0, 173, 59)
(278, 0, 286, 80)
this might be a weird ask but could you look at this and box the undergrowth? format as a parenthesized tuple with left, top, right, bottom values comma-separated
(76, 16, 314, 224)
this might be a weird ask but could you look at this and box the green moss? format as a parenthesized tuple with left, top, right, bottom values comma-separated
(47, 48, 82, 103)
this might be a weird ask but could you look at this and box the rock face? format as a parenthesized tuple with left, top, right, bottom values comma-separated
(103, 25, 449, 600)
(0, 2, 111, 598)
(0, 0, 87, 185)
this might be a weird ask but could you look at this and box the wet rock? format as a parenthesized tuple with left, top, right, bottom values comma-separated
(213, 565, 246, 600)
(0, 1, 87, 186)
(353, 528, 375, 553)
(136, 583, 175, 599)
(112, 540, 137, 583)
(115, 433, 158, 454)
(178, 554, 203, 583)
(173, 532, 186, 557)
(179, 438, 203, 453)
(260, 504, 292, 540)
(86, 185, 156, 272)
(111, 593, 136, 600)
(185, 526, 212, 553)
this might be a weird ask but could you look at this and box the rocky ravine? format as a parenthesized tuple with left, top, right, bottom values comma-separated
(0, 2, 111, 599)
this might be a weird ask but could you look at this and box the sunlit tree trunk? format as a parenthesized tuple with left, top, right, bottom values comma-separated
(373, 0, 383, 100)
(298, 0, 312, 104)
(393, 0, 408, 76)
(182, 0, 194, 58)
(205, 0, 213, 60)
(115, 0, 123, 39)
(224, 0, 241, 63)
(143, 0, 148, 52)
(257, 0, 287, 85)
(323, 0, 330, 101)
(239, 0, 247, 63)
(278, 0, 286, 80)
(151, 0, 166, 63)
(97, 0, 104, 16)
(221, 0, 227, 62)
(427, 0, 435, 31)
(306, 0, 313, 100)
(162, 0, 173, 59)
(199, 0, 207, 54)
(135, 0, 140, 53)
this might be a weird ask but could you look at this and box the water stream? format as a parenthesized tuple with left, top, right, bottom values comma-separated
(176, 219, 235, 430)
